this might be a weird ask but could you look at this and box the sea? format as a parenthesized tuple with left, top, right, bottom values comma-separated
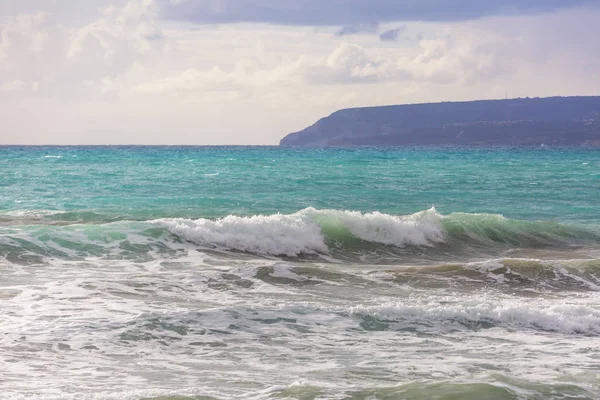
(1, 146, 599, 400)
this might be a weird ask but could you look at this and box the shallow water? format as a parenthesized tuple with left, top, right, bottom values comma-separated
(1, 146, 599, 399)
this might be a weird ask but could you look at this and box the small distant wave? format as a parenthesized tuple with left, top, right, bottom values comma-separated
(200, 260, 600, 293)
(344, 298, 600, 335)
(42, 155, 62, 158)
(379, 258, 600, 292)
(0, 210, 127, 226)
(3, 210, 64, 217)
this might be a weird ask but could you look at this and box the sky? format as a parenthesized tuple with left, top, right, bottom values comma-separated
(0, 0, 599, 144)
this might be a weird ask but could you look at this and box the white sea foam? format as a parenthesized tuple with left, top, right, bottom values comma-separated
(155, 213, 327, 256)
(154, 207, 445, 256)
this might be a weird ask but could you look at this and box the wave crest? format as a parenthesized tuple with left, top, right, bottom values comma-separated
(155, 207, 600, 257)
(154, 207, 445, 256)
(154, 212, 327, 257)
(3, 208, 599, 261)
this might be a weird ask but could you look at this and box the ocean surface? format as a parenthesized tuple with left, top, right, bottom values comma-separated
(1, 146, 599, 400)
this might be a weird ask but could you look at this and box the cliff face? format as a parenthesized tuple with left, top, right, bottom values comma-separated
(279, 96, 600, 147)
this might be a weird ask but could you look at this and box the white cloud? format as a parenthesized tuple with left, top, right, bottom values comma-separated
(307, 43, 405, 84)
(302, 31, 516, 86)
(0, 79, 26, 95)
(129, 33, 513, 95)
(67, 0, 163, 62)
(133, 57, 306, 96)
(0, 0, 164, 100)
(409, 31, 514, 85)
(0, 12, 58, 69)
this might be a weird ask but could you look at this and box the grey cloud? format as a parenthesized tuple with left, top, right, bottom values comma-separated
(335, 23, 379, 36)
(160, 0, 595, 25)
(379, 26, 406, 42)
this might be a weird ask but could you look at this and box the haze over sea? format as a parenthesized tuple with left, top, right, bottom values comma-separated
(1, 146, 600, 400)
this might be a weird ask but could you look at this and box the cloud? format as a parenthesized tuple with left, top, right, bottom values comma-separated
(379, 26, 406, 42)
(302, 29, 520, 86)
(161, 0, 595, 25)
(132, 57, 306, 98)
(131, 30, 517, 94)
(411, 34, 515, 85)
(305, 43, 408, 84)
(0, 0, 126, 19)
(66, 0, 164, 71)
(335, 23, 379, 37)
(0, 0, 165, 99)
(0, 12, 58, 67)
(0, 80, 30, 95)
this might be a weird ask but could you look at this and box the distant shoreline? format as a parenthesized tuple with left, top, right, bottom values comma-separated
(280, 96, 600, 147)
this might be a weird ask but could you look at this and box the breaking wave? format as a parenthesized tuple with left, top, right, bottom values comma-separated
(154, 207, 445, 257)
(1, 208, 599, 263)
(154, 207, 600, 257)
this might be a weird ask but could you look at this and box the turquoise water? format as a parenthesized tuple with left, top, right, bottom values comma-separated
(1, 146, 599, 399)
(2, 146, 599, 221)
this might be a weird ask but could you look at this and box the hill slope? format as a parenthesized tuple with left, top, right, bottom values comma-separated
(279, 96, 600, 147)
